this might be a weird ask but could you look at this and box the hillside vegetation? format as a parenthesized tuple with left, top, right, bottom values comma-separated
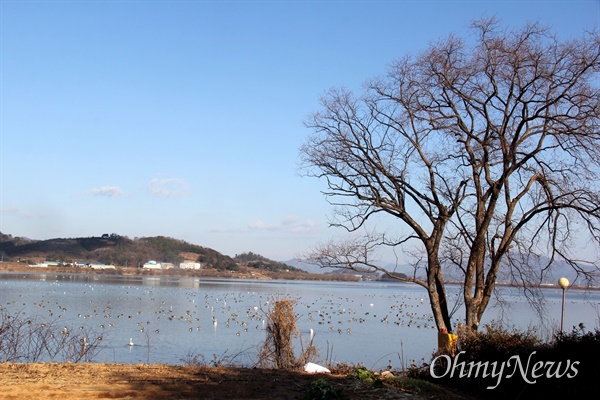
(233, 252, 304, 273)
(0, 232, 298, 273)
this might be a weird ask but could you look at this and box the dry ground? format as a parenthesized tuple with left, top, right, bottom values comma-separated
(0, 363, 473, 400)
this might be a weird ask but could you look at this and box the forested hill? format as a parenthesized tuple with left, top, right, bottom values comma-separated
(0, 233, 300, 273)
(233, 252, 304, 273)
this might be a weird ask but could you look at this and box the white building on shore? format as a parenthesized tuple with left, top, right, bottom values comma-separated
(89, 263, 116, 270)
(179, 261, 202, 270)
(143, 260, 162, 269)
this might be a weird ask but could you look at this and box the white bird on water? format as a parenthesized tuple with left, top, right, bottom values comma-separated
(129, 338, 134, 346)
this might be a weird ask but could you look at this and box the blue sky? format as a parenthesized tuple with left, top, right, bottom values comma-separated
(1, 0, 598, 261)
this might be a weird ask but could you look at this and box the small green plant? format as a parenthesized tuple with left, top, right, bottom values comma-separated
(304, 378, 347, 400)
(347, 366, 384, 388)
(347, 366, 375, 381)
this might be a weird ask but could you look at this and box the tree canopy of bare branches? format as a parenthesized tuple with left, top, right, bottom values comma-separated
(300, 19, 600, 333)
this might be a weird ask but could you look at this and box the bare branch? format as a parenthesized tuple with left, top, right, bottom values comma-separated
(300, 19, 600, 332)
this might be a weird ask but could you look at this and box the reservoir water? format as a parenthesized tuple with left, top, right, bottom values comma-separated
(0, 272, 598, 370)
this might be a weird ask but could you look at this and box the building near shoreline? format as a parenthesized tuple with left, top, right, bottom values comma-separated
(143, 260, 162, 269)
(179, 262, 202, 270)
(89, 263, 116, 270)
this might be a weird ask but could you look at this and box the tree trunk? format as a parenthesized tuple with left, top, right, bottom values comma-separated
(427, 254, 453, 333)
(465, 300, 481, 331)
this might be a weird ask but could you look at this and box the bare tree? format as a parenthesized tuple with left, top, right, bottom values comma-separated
(300, 19, 600, 333)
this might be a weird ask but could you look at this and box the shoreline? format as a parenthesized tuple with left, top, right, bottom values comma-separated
(0, 261, 361, 282)
(1, 261, 596, 291)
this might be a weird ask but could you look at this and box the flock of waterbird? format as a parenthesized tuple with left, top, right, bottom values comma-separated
(0, 276, 441, 365)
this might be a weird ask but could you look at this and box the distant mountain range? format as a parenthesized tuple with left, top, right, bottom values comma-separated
(285, 255, 599, 286)
(284, 258, 413, 278)
(437, 254, 599, 287)
(500, 255, 599, 287)
(283, 259, 326, 274)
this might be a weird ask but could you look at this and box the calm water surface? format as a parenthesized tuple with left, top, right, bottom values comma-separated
(0, 272, 598, 369)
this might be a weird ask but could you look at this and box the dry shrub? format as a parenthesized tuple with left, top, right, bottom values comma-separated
(428, 322, 600, 398)
(261, 299, 297, 369)
(256, 299, 317, 369)
(453, 322, 540, 362)
(0, 309, 103, 363)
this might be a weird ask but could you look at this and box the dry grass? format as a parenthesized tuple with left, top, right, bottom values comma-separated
(0, 362, 447, 400)
(256, 299, 318, 370)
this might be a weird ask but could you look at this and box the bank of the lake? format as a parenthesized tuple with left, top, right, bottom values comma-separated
(0, 261, 361, 281)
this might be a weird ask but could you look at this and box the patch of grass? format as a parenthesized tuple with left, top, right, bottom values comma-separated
(347, 366, 376, 381)
(179, 349, 242, 368)
(346, 366, 385, 388)
(304, 378, 348, 400)
(386, 376, 446, 395)
(327, 362, 358, 375)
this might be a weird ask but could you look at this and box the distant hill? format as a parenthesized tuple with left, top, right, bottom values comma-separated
(0, 233, 237, 270)
(283, 259, 326, 274)
(435, 254, 599, 287)
(497, 254, 599, 287)
(283, 258, 415, 277)
(285, 255, 599, 287)
(2, 232, 595, 285)
(233, 252, 305, 273)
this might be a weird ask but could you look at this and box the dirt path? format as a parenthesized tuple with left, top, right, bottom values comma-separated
(0, 363, 451, 400)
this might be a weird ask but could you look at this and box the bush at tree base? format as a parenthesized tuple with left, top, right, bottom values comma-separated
(421, 323, 600, 398)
